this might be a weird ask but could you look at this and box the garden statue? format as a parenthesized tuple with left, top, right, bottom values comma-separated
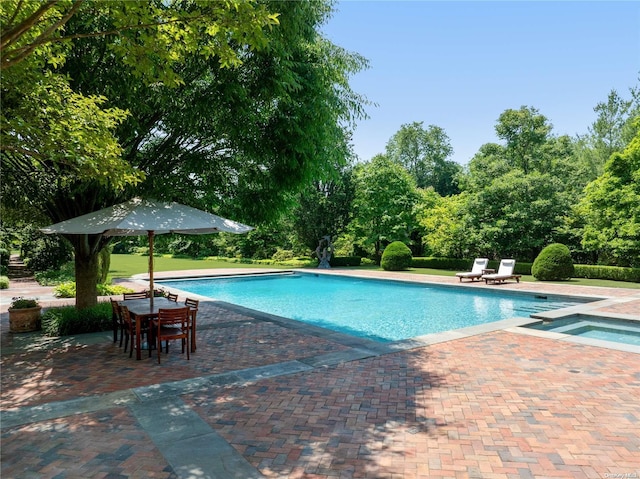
(315, 235, 334, 269)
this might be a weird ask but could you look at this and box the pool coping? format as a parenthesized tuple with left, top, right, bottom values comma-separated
(148, 268, 640, 355)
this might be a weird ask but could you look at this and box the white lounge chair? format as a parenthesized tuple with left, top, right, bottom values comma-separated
(482, 259, 522, 284)
(455, 258, 489, 282)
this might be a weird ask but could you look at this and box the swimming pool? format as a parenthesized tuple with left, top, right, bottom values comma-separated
(157, 272, 588, 342)
(527, 316, 640, 347)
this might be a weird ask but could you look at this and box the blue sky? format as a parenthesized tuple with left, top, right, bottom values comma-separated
(322, 1, 640, 165)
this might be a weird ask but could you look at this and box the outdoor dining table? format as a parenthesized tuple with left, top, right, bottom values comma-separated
(119, 297, 190, 360)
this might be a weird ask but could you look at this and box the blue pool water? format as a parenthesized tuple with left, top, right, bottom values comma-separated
(529, 316, 640, 346)
(157, 273, 585, 342)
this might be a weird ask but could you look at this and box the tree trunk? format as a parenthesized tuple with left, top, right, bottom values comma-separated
(65, 233, 106, 310)
(75, 251, 99, 309)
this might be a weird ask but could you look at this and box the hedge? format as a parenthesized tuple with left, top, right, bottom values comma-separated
(573, 264, 640, 282)
(411, 257, 638, 282)
(409, 257, 537, 274)
(329, 256, 362, 267)
(411, 257, 471, 270)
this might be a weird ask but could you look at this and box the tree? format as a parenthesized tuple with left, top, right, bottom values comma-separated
(385, 121, 461, 195)
(1, 0, 279, 185)
(579, 123, 640, 267)
(464, 170, 570, 261)
(350, 155, 420, 259)
(292, 167, 355, 251)
(495, 106, 552, 174)
(574, 86, 640, 182)
(1, 0, 278, 73)
(418, 192, 471, 258)
(2, 0, 370, 308)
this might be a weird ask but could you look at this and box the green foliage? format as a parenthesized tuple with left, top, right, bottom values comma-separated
(293, 168, 355, 251)
(0, 276, 9, 289)
(53, 282, 133, 298)
(9, 297, 38, 309)
(20, 226, 73, 272)
(97, 247, 111, 284)
(381, 241, 413, 271)
(573, 264, 640, 282)
(579, 125, 640, 267)
(34, 261, 75, 286)
(386, 121, 461, 195)
(0, 248, 9, 267)
(532, 243, 575, 281)
(464, 170, 570, 261)
(271, 249, 296, 261)
(41, 302, 112, 337)
(494, 106, 552, 174)
(411, 257, 472, 271)
(329, 256, 362, 267)
(418, 191, 470, 258)
(351, 155, 421, 256)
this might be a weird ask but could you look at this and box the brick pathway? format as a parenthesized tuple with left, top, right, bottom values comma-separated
(1, 270, 639, 478)
(186, 331, 640, 478)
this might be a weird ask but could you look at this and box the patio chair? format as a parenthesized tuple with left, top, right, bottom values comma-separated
(185, 297, 200, 352)
(120, 305, 152, 358)
(110, 298, 125, 346)
(153, 307, 191, 364)
(481, 259, 522, 284)
(166, 292, 179, 302)
(123, 291, 149, 300)
(455, 258, 489, 282)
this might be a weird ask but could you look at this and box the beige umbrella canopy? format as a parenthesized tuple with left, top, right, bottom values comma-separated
(41, 197, 253, 296)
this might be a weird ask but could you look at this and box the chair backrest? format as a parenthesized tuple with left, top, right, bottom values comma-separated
(119, 305, 133, 327)
(167, 293, 179, 302)
(497, 259, 515, 275)
(185, 297, 199, 310)
(110, 298, 120, 317)
(471, 258, 489, 274)
(123, 291, 149, 300)
(157, 307, 190, 327)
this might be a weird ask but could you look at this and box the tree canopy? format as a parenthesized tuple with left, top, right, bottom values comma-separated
(579, 123, 640, 267)
(385, 121, 461, 195)
(1, 0, 370, 308)
(1, 0, 279, 188)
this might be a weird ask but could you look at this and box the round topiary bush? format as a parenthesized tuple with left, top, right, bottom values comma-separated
(532, 243, 574, 280)
(380, 241, 412, 271)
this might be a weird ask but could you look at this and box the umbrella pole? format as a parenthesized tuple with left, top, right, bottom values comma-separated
(148, 231, 154, 307)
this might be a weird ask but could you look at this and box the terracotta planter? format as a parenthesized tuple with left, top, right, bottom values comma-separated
(8, 306, 42, 333)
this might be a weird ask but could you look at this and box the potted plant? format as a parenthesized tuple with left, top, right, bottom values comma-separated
(8, 297, 42, 332)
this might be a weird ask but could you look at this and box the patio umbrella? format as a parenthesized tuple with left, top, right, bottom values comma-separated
(41, 198, 253, 300)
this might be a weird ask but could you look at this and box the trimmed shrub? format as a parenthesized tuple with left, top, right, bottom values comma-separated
(53, 281, 133, 298)
(329, 256, 362, 267)
(41, 302, 112, 336)
(381, 241, 412, 271)
(0, 276, 9, 289)
(574, 264, 640, 282)
(412, 257, 471, 271)
(532, 244, 574, 281)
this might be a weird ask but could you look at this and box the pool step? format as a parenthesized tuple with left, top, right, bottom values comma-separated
(517, 302, 578, 315)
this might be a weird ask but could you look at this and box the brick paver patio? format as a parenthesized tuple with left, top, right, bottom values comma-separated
(1, 269, 639, 478)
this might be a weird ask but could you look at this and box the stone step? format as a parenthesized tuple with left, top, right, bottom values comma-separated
(6, 255, 33, 279)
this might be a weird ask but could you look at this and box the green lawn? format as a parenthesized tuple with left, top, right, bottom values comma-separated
(110, 254, 639, 289)
(109, 254, 291, 278)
